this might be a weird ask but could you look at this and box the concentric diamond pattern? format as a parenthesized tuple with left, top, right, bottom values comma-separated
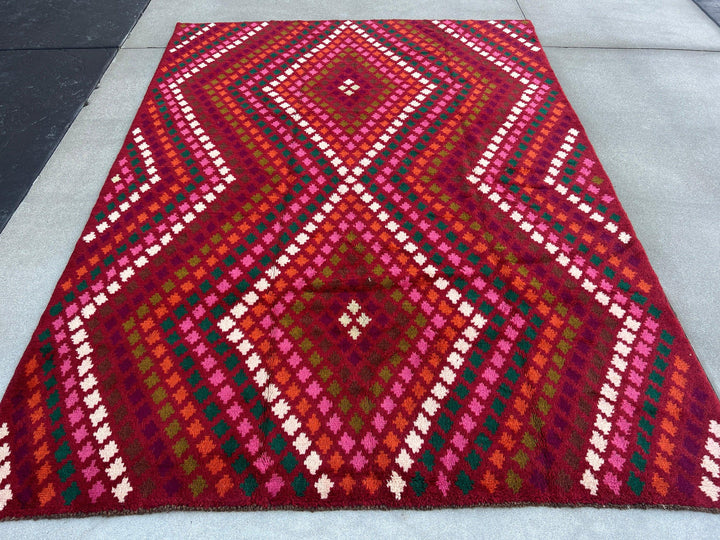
(0, 20, 719, 520)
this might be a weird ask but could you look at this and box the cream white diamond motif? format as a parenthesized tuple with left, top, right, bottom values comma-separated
(338, 299, 372, 340)
(338, 77, 360, 96)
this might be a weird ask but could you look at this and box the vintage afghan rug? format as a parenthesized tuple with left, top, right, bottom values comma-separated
(1, 20, 720, 520)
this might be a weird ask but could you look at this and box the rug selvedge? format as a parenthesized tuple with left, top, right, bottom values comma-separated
(1, 19, 719, 519)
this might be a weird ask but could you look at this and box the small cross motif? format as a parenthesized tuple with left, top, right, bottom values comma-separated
(338, 299, 372, 340)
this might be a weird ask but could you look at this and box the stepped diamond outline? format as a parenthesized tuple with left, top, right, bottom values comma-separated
(216, 179, 494, 500)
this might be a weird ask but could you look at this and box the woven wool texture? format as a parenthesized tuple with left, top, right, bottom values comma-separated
(1, 20, 719, 519)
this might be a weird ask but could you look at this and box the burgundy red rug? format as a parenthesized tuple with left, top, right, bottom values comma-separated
(1, 20, 719, 520)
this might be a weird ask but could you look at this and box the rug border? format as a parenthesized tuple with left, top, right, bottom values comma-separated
(2, 499, 719, 522)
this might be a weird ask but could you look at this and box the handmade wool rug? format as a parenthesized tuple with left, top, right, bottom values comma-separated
(1, 20, 719, 520)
